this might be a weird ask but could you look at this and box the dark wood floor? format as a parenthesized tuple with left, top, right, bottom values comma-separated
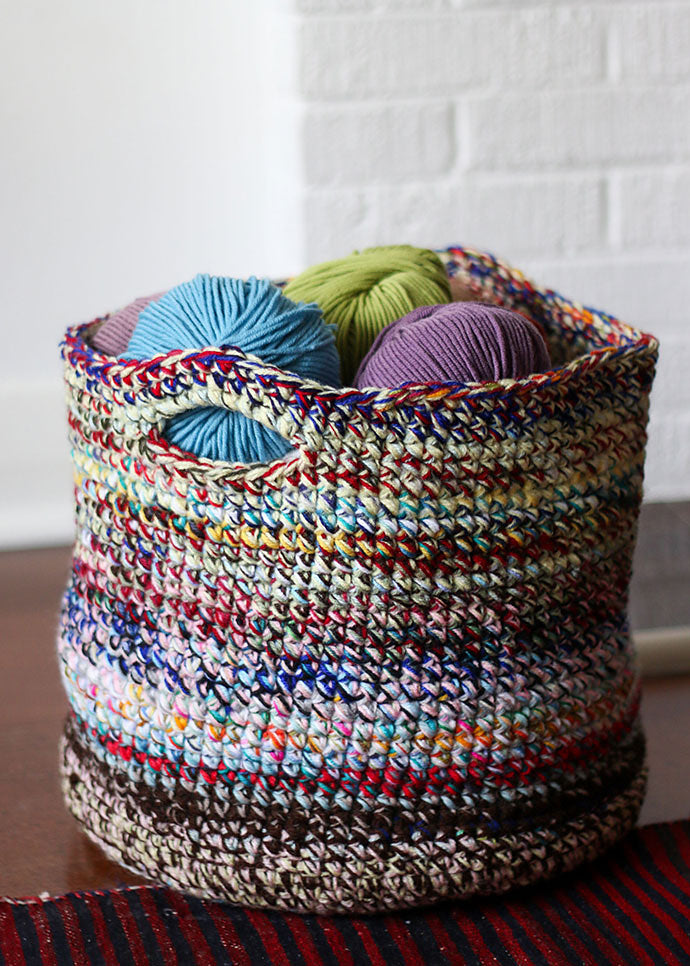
(0, 547, 144, 897)
(0, 544, 689, 899)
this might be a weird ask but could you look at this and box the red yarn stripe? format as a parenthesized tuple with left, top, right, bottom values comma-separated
(0, 905, 27, 966)
(479, 905, 533, 964)
(423, 910, 462, 964)
(81, 894, 122, 965)
(573, 881, 659, 966)
(447, 910, 497, 966)
(349, 919, 389, 966)
(203, 903, 254, 966)
(24, 904, 58, 966)
(107, 891, 150, 964)
(50, 898, 91, 966)
(643, 828, 690, 900)
(281, 913, 324, 966)
(243, 908, 286, 965)
(613, 858, 690, 952)
(313, 915, 355, 965)
(494, 903, 569, 966)
(531, 892, 599, 965)
(134, 888, 179, 965)
(381, 913, 426, 964)
(157, 889, 216, 965)
(623, 832, 690, 918)
(552, 890, 630, 966)
(595, 861, 690, 960)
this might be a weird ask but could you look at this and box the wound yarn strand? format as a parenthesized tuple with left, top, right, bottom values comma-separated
(284, 245, 451, 384)
(355, 301, 551, 388)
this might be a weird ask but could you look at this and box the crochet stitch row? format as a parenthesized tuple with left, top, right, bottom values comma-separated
(58, 246, 658, 914)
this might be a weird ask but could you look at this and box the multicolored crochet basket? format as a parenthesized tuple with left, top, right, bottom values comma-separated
(58, 246, 658, 915)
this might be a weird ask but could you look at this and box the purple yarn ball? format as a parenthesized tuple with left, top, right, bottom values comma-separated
(90, 292, 164, 356)
(354, 302, 551, 389)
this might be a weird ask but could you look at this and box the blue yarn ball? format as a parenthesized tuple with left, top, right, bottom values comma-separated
(125, 274, 341, 464)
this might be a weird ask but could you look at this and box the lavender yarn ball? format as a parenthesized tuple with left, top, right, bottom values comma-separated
(354, 302, 552, 389)
(90, 292, 164, 356)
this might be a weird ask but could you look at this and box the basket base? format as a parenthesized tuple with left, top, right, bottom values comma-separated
(61, 714, 647, 915)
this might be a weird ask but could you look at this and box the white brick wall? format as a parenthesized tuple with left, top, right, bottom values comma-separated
(302, 102, 455, 185)
(299, 8, 607, 98)
(467, 89, 689, 169)
(615, 169, 690, 247)
(290, 0, 690, 501)
(617, 4, 690, 80)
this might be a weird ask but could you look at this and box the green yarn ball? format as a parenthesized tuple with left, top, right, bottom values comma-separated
(283, 245, 451, 384)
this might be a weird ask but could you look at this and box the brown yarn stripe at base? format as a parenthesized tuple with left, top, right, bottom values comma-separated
(3, 821, 690, 966)
(63, 711, 647, 840)
(61, 715, 647, 915)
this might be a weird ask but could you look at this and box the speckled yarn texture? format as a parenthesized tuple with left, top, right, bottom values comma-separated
(58, 245, 658, 915)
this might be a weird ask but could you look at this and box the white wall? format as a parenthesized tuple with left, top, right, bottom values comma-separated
(1, 0, 688, 547)
(0, 0, 303, 546)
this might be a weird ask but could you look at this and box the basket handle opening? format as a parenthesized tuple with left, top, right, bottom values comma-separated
(113, 345, 339, 459)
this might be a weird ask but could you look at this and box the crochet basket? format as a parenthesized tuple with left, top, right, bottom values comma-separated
(58, 246, 658, 915)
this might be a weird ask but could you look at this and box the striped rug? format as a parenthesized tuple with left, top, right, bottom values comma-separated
(2, 821, 689, 965)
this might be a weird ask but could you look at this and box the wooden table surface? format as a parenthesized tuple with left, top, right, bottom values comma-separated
(1, 546, 689, 899)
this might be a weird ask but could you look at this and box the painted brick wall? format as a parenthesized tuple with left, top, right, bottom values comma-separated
(290, 0, 690, 501)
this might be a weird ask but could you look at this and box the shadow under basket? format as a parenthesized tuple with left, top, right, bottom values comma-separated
(58, 246, 658, 915)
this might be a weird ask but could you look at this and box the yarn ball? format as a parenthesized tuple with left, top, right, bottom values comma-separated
(90, 292, 163, 356)
(124, 274, 341, 464)
(283, 245, 451, 384)
(448, 275, 550, 345)
(354, 301, 552, 389)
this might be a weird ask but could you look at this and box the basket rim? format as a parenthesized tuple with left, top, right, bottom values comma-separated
(64, 243, 659, 408)
(60, 246, 659, 481)
(64, 306, 657, 409)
